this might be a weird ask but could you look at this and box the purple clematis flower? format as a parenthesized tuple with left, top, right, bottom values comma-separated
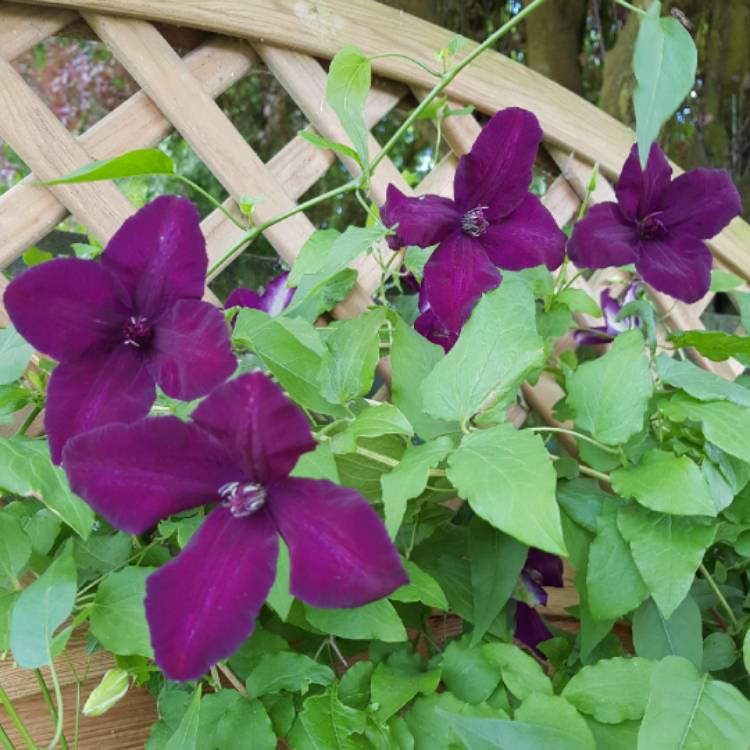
(568, 143, 742, 303)
(381, 107, 566, 338)
(574, 284, 639, 346)
(62, 372, 408, 681)
(514, 548, 563, 651)
(4, 196, 236, 463)
(225, 271, 294, 318)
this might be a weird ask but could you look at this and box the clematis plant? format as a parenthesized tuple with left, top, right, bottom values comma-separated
(568, 143, 742, 303)
(513, 549, 564, 651)
(225, 270, 294, 319)
(381, 107, 566, 341)
(574, 284, 639, 346)
(62, 372, 408, 681)
(3, 196, 236, 462)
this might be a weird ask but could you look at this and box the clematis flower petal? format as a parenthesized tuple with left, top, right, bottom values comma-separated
(101, 196, 207, 318)
(453, 108, 542, 220)
(269, 477, 408, 607)
(525, 548, 564, 588)
(380, 185, 461, 248)
(45, 346, 155, 464)
(567, 203, 640, 269)
(226, 272, 294, 317)
(636, 235, 713, 303)
(414, 308, 459, 352)
(147, 299, 235, 401)
(192, 372, 315, 483)
(658, 168, 743, 239)
(514, 601, 553, 650)
(615, 143, 672, 221)
(479, 193, 566, 271)
(145, 506, 278, 681)
(422, 233, 501, 333)
(62, 415, 241, 534)
(3, 258, 128, 362)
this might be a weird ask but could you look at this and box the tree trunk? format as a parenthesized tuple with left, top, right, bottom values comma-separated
(522, 0, 588, 94)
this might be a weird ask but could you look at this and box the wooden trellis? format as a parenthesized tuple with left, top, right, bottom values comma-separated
(1, 1, 749, 747)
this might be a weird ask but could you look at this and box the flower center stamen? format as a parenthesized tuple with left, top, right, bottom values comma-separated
(637, 213, 667, 240)
(218, 481, 267, 518)
(122, 316, 153, 348)
(461, 206, 490, 237)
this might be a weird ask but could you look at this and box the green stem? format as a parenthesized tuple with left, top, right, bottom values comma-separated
(0, 685, 37, 750)
(15, 406, 41, 438)
(354, 445, 399, 468)
(172, 175, 244, 230)
(530, 426, 621, 455)
(34, 672, 68, 750)
(367, 52, 442, 78)
(612, 0, 649, 16)
(206, 178, 359, 277)
(44, 657, 63, 750)
(0, 723, 17, 750)
(699, 563, 739, 630)
(369, 0, 549, 173)
(578, 464, 611, 483)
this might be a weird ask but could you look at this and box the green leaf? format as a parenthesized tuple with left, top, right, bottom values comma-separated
(10, 544, 76, 667)
(443, 693, 595, 750)
(468, 520, 527, 644)
(587, 504, 648, 620)
(288, 226, 385, 287)
(90, 566, 154, 657)
(0, 437, 94, 538)
(325, 47, 371, 167)
(660, 394, 750, 464)
(83, 668, 130, 717)
(234, 308, 344, 416)
(304, 599, 406, 642)
(482, 643, 553, 701)
(562, 657, 656, 723)
(710, 270, 744, 292)
(0, 327, 33, 384)
(0, 514, 31, 589)
(165, 686, 201, 750)
(380, 436, 453, 538)
(585, 718, 640, 750)
(632, 1, 697, 165)
(638, 656, 750, 749)
(556, 288, 601, 317)
(743, 629, 750, 675)
(447, 424, 566, 555)
(299, 130, 360, 162)
(403, 245, 433, 284)
(390, 559, 448, 610)
(214, 698, 276, 750)
(339, 661, 374, 709)
(246, 652, 335, 698)
(390, 315, 455, 440)
(441, 636, 502, 704)
(567, 329, 653, 445)
(371, 651, 441, 722)
(288, 685, 366, 750)
(318, 309, 386, 404)
(702, 632, 737, 672)
(332, 402, 413, 454)
(266, 540, 293, 621)
(611, 450, 716, 516)
(22, 247, 53, 266)
(656, 354, 750, 407)
(669, 330, 750, 362)
(44, 148, 174, 184)
(632, 596, 703, 669)
(617, 504, 715, 618)
(421, 278, 544, 423)
(286, 268, 358, 321)
(0, 591, 18, 651)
